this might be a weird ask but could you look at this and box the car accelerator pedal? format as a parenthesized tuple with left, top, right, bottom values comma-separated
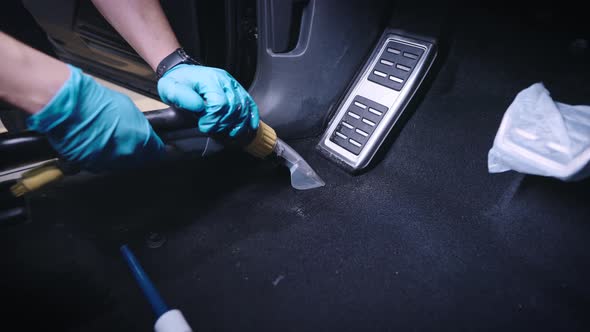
(318, 29, 437, 172)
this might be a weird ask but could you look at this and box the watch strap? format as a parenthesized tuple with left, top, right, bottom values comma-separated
(156, 48, 201, 79)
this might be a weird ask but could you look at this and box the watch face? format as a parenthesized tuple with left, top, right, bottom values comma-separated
(178, 49, 189, 59)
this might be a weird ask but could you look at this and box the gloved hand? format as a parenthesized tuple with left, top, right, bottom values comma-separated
(27, 65, 165, 172)
(157, 64, 259, 140)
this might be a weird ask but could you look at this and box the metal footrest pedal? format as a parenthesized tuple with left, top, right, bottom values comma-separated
(318, 29, 437, 172)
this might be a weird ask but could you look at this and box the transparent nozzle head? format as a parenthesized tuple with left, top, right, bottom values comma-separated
(273, 138, 325, 190)
(289, 159, 326, 190)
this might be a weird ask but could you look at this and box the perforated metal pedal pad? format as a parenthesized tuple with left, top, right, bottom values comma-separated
(318, 30, 437, 172)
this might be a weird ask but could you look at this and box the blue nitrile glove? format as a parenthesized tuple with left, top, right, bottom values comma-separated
(27, 65, 165, 172)
(157, 64, 259, 140)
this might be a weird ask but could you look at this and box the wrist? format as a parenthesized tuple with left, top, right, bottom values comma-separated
(0, 33, 70, 114)
(146, 43, 181, 72)
(27, 65, 82, 132)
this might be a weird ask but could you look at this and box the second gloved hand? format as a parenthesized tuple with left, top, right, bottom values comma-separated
(157, 64, 260, 140)
(27, 65, 165, 172)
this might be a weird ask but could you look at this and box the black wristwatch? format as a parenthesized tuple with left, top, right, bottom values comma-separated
(155, 48, 201, 79)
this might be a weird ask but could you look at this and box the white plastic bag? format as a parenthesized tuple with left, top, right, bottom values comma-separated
(488, 83, 590, 181)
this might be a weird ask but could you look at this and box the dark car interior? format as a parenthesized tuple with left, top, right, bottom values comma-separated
(1, 0, 590, 331)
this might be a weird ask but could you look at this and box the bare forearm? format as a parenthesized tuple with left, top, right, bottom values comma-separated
(91, 0, 181, 71)
(0, 32, 69, 114)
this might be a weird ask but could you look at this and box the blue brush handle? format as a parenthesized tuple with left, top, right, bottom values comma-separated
(120, 244, 169, 317)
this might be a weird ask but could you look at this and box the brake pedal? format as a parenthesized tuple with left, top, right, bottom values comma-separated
(318, 29, 437, 172)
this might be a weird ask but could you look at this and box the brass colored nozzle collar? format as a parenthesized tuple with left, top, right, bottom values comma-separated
(11, 163, 64, 197)
(244, 121, 277, 159)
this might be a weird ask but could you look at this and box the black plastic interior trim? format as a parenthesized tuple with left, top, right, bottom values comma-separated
(248, 0, 394, 139)
(268, 0, 309, 53)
